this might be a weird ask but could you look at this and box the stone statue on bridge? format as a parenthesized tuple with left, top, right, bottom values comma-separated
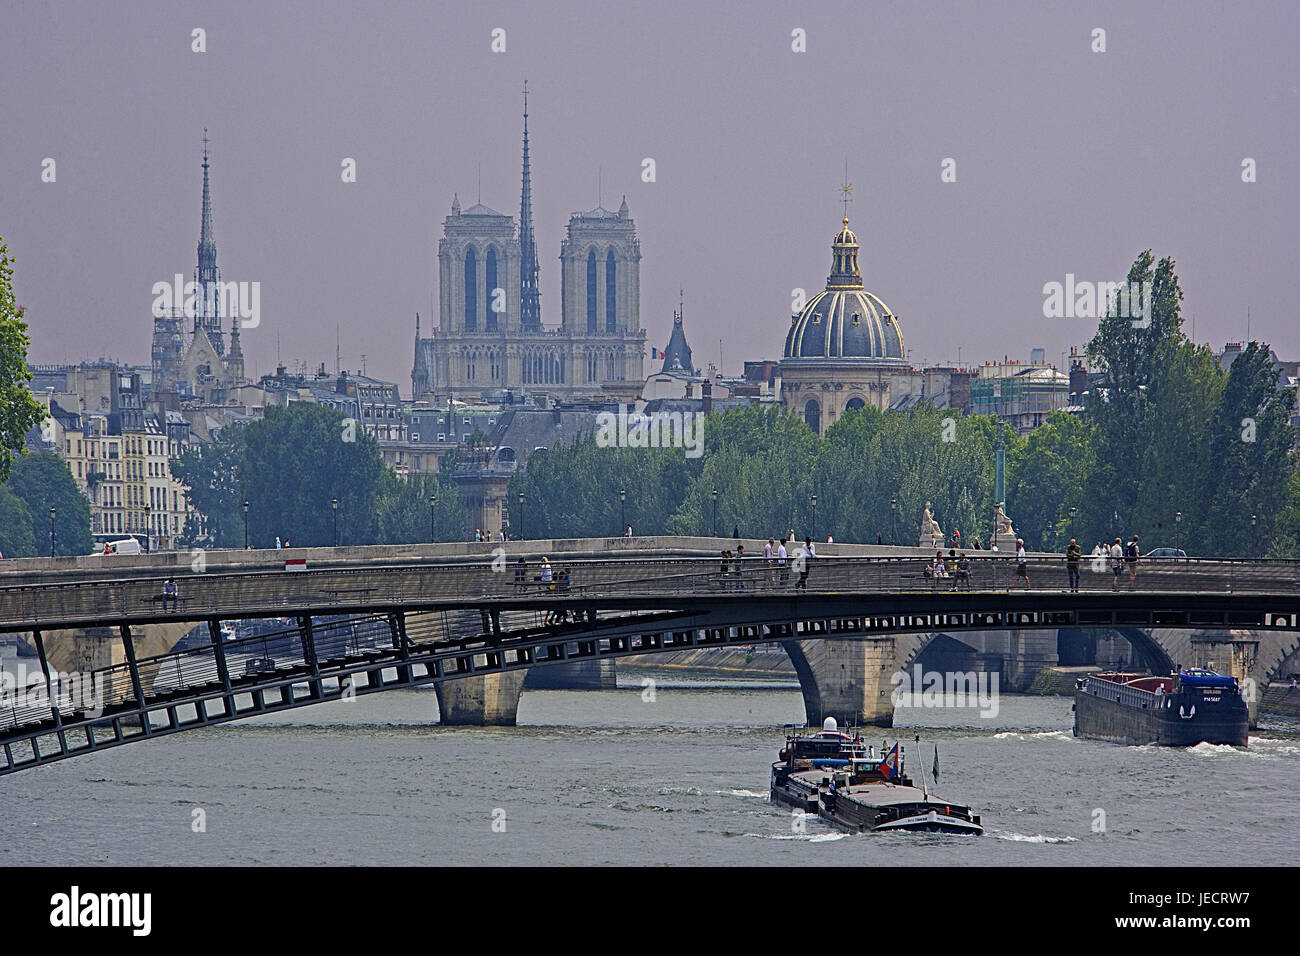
(991, 502, 1016, 550)
(919, 502, 944, 548)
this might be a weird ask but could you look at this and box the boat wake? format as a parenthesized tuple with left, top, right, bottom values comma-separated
(992, 831, 1079, 844)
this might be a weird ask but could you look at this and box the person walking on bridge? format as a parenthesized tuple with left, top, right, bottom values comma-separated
(795, 537, 816, 590)
(1109, 538, 1124, 590)
(764, 538, 775, 586)
(777, 538, 789, 587)
(1012, 539, 1030, 589)
(1066, 538, 1081, 592)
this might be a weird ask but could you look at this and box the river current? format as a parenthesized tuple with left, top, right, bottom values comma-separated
(1, 655, 1297, 866)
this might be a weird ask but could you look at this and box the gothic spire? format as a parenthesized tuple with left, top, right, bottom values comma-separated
(196, 129, 224, 354)
(519, 82, 542, 331)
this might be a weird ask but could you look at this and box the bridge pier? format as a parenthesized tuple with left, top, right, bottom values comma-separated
(522, 659, 617, 690)
(782, 637, 896, 728)
(434, 672, 527, 726)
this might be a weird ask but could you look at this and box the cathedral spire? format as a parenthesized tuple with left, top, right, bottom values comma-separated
(196, 129, 224, 354)
(519, 81, 542, 331)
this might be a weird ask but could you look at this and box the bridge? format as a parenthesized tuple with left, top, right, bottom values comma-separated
(1, 541, 1297, 777)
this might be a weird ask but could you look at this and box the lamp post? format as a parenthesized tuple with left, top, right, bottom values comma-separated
(144, 503, 152, 553)
(890, 498, 896, 546)
(332, 497, 339, 547)
(711, 489, 718, 537)
(49, 507, 56, 557)
(1068, 506, 1077, 545)
(518, 492, 525, 541)
(811, 494, 818, 541)
(620, 489, 626, 535)
(243, 500, 249, 549)
(1175, 511, 1182, 553)
(429, 495, 436, 543)
(1250, 514, 1257, 559)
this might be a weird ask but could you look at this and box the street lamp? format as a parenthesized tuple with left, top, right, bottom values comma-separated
(890, 498, 897, 546)
(1250, 514, 1257, 559)
(811, 494, 818, 541)
(1175, 511, 1182, 553)
(620, 489, 626, 535)
(1068, 506, 1077, 544)
(144, 503, 152, 553)
(518, 492, 525, 540)
(243, 499, 249, 549)
(332, 497, 339, 547)
(429, 495, 436, 543)
(711, 488, 718, 537)
(49, 507, 56, 558)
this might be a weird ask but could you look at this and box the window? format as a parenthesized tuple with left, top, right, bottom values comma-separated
(411, 432, 419, 441)
(586, 249, 598, 333)
(464, 247, 478, 330)
(606, 250, 617, 332)
(485, 247, 499, 332)
(438, 434, 445, 442)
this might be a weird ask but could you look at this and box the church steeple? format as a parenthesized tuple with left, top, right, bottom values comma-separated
(195, 129, 224, 354)
(519, 82, 542, 332)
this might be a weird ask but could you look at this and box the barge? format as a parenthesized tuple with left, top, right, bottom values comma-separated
(770, 719, 983, 835)
(1073, 669, 1248, 747)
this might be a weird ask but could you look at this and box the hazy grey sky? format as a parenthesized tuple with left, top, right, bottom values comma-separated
(2, 0, 1296, 390)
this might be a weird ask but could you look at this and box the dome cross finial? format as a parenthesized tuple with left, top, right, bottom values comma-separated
(840, 160, 853, 224)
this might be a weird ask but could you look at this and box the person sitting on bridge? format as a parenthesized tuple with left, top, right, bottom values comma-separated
(955, 553, 971, 589)
(161, 578, 179, 610)
(538, 557, 553, 588)
(514, 557, 526, 589)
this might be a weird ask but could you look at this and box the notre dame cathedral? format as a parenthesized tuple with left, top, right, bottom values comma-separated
(412, 91, 646, 402)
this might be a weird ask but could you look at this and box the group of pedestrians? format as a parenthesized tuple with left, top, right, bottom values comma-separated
(720, 536, 817, 591)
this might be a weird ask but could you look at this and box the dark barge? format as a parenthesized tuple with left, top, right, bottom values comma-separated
(1073, 669, 1248, 747)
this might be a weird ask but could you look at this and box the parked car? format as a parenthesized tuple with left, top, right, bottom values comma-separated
(1143, 548, 1188, 559)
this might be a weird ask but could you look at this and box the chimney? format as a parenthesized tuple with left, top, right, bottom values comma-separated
(702, 380, 713, 415)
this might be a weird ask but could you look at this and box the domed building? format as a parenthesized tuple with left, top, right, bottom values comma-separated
(780, 215, 908, 434)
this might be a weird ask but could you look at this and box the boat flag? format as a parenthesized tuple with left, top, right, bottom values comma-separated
(932, 744, 940, 783)
(879, 743, 899, 779)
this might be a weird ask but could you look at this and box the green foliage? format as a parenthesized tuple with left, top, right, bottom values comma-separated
(0, 237, 47, 483)
(1007, 412, 1095, 550)
(2, 452, 93, 556)
(375, 471, 467, 543)
(172, 427, 247, 548)
(0, 487, 35, 557)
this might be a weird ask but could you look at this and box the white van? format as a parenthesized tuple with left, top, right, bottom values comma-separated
(98, 538, 142, 555)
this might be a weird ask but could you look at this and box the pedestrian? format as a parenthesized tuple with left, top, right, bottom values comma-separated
(946, 548, 959, 590)
(719, 549, 731, 588)
(539, 556, 553, 588)
(796, 537, 816, 590)
(764, 537, 775, 586)
(275, 535, 281, 549)
(515, 556, 526, 589)
(777, 538, 789, 587)
(283, 538, 290, 549)
(625, 525, 633, 537)
(956, 553, 971, 590)
(162, 577, 179, 610)
(1126, 534, 1140, 585)
(734, 544, 745, 590)
(1012, 538, 1029, 589)
(733, 523, 740, 540)
(1066, 537, 1081, 592)
(952, 529, 961, 549)
(1109, 537, 1124, 590)
(972, 536, 982, 551)
(826, 534, 834, 544)
(877, 530, 883, 545)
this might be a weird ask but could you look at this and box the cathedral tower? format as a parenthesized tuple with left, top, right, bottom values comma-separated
(195, 130, 224, 355)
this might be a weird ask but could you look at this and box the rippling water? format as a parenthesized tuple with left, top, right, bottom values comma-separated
(1, 663, 1297, 866)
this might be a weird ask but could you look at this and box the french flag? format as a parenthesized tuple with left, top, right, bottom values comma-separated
(879, 743, 899, 780)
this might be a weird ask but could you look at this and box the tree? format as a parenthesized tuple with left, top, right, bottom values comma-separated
(375, 471, 467, 543)
(0, 237, 47, 483)
(240, 404, 384, 547)
(172, 427, 247, 548)
(1007, 412, 1096, 551)
(0, 487, 35, 557)
(4, 451, 93, 556)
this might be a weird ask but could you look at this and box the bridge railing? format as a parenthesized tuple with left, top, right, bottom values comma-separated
(0, 555, 1297, 632)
